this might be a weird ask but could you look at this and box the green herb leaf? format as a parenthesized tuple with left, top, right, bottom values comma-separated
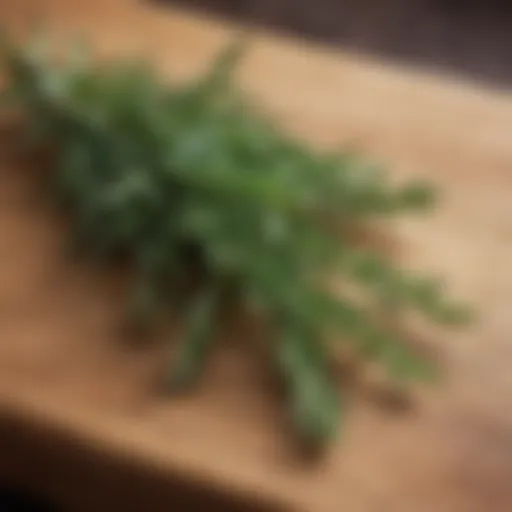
(0, 28, 471, 453)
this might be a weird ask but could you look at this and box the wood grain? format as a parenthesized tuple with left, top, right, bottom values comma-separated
(0, 1, 512, 511)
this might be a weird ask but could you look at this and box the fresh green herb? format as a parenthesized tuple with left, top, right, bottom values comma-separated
(0, 29, 471, 453)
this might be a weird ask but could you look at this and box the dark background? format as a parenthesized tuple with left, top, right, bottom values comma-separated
(165, 0, 512, 88)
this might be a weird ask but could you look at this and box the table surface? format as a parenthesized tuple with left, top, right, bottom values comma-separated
(1, 1, 512, 511)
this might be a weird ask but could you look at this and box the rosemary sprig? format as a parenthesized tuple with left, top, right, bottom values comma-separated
(0, 29, 471, 452)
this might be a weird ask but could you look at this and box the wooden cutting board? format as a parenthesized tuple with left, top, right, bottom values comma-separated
(1, 1, 512, 510)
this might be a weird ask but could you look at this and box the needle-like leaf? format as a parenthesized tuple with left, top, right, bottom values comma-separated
(0, 28, 471, 453)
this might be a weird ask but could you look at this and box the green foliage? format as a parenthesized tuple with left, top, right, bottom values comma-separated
(0, 29, 470, 452)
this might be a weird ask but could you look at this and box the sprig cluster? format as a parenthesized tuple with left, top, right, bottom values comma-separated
(0, 29, 470, 452)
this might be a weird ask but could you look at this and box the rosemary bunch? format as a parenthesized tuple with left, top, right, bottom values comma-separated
(0, 29, 470, 453)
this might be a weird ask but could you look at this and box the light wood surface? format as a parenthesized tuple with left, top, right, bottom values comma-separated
(1, 1, 512, 511)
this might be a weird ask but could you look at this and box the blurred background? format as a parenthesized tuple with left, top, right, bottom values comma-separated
(165, 0, 512, 87)
(1, 0, 511, 510)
